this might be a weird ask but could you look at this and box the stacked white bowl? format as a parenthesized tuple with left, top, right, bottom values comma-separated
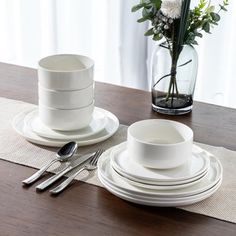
(38, 54, 94, 131)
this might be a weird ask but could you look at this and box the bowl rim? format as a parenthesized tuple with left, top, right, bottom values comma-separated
(127, 119, 193, 147)
(38, 54, 94, 73)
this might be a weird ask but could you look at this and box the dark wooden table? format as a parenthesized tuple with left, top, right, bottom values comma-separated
(0, 62, 236, 236)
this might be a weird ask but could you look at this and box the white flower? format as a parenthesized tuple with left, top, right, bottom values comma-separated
(160, 0, 183, 19)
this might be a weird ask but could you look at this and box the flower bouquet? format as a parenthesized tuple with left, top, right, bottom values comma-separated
(132, 0, 228, 115)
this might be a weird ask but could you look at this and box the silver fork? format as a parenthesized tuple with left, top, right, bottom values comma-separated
(49, 149, 104, 194)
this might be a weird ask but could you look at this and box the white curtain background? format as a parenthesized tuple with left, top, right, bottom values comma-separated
(0, 0, 235, 108)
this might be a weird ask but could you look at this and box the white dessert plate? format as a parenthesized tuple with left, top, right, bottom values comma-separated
(98, 172, 222, 207)
(98, 148, 223, 198)
(12, 107, 119, 147)
(111, 142, 210, 185)
(24, 108, 107, 140)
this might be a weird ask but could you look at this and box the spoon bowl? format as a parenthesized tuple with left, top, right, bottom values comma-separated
(57, 141, 78, 161)
(22, 141, 78, 185)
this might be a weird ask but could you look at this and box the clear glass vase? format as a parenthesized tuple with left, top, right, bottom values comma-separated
(152, 42, 198, 115)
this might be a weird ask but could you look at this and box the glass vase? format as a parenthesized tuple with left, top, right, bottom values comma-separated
(152, 42, 198, 115)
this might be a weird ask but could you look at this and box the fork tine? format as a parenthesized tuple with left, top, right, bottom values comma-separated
(93, 149, 104, 165)
(89, 153, 97, 165)
(91, 149, 103, 166)
(90, 153, 97, 165)
(90, 149, 101, 165)
(93, 149, 102, 165)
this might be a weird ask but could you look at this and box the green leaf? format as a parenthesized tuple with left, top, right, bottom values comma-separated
(199, 0, 207, 9)
(195, 32, 203, 38)
(206, 6, 215, 13)
(150, 0, 161, 9)
(131, 3, 146, 12)
(211, 21, 218, 25)
(202, 22, 210, 33)
(137, 17, 149, 23)
(144, 28, 154, 36)
(219, 4, 227, 11)
(141, 0, 150, 3)
(177, 0, 191, 50)
(223, 0, 229, 6)
(142, 8, 153, 18)
(210, 12, 221, 22)
(153, 34, 163, 41)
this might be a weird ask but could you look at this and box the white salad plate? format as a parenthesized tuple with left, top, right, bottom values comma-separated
(98, 147, 223, 199)
(12, 107, 119, 147)
(111, 142, 210, 185)
(24, 108, 107, 140)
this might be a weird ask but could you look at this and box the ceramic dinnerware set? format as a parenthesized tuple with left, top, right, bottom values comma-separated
(12, 54, 223, 206)
(12, 54, 119, 147)
(98, 119, 223, 207)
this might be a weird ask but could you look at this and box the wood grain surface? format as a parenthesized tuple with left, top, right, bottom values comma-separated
(0, 62, 236, 236)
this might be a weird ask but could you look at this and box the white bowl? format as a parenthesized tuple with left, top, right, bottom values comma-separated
(38, 83, 94, 109)
(127, 119, 193, 169)
(38, 54, 94, 91)
(39, 101, 94, 131)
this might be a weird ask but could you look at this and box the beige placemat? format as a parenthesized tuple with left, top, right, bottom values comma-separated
(0, 97, 236, 223)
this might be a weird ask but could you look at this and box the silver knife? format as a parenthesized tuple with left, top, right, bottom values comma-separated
(35, 152, 95, 191)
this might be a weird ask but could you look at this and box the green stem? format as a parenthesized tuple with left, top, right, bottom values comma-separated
(165, 45, 179, 102)
(174, 74, 179, 96)
(171, 78, 175, 106)
(165, 18, 182, 103)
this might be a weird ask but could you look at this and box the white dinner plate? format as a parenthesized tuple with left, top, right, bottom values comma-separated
(98, 172, 222, 207)
(12, 107, 119, 147)
(112, 168, 208, 190)
(111, 142, 210, 185)
(24, 108, 107, 140)
(98, 148, 223, 198)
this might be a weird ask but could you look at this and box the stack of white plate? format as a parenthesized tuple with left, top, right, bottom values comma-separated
(12, 107, 119, 147)
(98, 142, 223, 207)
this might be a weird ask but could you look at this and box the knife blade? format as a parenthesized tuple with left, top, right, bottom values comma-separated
(35, 152, 95, 191)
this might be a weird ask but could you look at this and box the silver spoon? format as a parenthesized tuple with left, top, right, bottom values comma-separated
(22, 141, 78, 185)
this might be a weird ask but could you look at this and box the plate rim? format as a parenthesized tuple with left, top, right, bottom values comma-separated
(112, 167, 209, 190)
(98, 172, 222, 207)
(97, 148, 223, 198)
(24, 108, 107, 140)
(111, 142, 210, 184)
(12, 107, 119, 147)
